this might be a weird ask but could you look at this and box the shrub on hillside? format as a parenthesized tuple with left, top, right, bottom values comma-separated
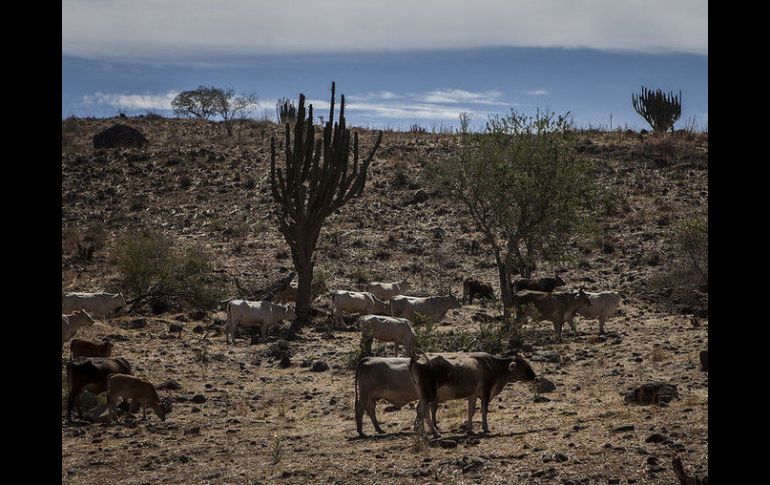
(112, 231, 225, 312)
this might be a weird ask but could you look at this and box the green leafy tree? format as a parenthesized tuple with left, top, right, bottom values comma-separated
(426, 110, 597, 315)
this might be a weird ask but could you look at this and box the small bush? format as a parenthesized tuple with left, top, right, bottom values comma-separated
(667, 216, 708, 287)
(112, 231, 225, 312)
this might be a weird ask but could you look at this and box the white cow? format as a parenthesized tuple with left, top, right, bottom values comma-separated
(62, 310, 96, 348)
(359, 314, 419, 357)
(331, 291, 390, 327)
(568, 291, 622, 334)
(389, 294, 461, 323)
(365, 279, 411, 302)
(225, 299, 296, 344)
(62, 292, 126, 316)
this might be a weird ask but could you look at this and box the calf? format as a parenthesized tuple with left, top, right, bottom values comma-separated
(568, 291, 622, 334)
(389, 294, 461, 323)
(107, 374, 169, 422)
(359, 314, 419, 358)
(66, 357, 132, 421)
(511, 275, 565, 293)
(462, 278, 495, 305)
(70, 339, 113, 359)
(225, 299, 295, 344)
(365, 279, 411, 302)
(331, 291, 390, 327)
(62, 292, 126, 316)
(514, 289, 591, 338)
(354, 352, 535, 437)
(62, 310, 96, 348)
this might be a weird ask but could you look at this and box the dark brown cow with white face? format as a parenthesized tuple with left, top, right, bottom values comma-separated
(65, 357, 132, 421)
(410, 352, 536, 437)
(70, 339, 113, 359)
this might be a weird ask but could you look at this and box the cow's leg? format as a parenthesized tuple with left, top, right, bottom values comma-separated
(355, 396, 366, 437)
(107, 393, 117, 423)
(67, 387, 80, 421)
(465, 398, 476, 434)
(480, 389, 492, 434)
(431, 402, 442, 434)
(393, 342, 400, 357)
(366, 400, 385, 434)
(142, 404, 148, 421)
(568, 314, 577, 333)
(599, 316, 606, 334)
(419, 400, 441, 438)
(553, 318, 563, 340)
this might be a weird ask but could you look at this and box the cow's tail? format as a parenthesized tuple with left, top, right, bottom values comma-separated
(354, 356, 364, 409)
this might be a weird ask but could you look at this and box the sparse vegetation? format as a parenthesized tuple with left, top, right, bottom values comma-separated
(112, 231, 225, 312)
(667, 215, 708, 289)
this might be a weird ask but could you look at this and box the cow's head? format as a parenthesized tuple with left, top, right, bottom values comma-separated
(73, 309, 96, 327)
(152, 398, 171, 421)
(554, 274, 566, 287)
(575, 288, 591, 307)
(508, 354, 536, 382)
(446, 292, 462, 309)
(284, 304, 297, 320)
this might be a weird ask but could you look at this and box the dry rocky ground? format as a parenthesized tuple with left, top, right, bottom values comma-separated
(62, 116, 708, 484)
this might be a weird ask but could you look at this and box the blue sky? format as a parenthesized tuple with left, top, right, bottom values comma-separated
(62, 1, 707, 131)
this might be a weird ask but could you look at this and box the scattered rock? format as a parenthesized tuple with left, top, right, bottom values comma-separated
(625, 382, 679, 405)
(188, 310, 206, 321)
(534, 377, 556, 393)
(613, 425, 635, 433)
(190, 394, 206, 404)
(310, 360, 329, 372)
(645, 433, 668, 444)
(432, 438, 458, 449)
(157, 380, 182, 391)
(699, 351, 708, 372)
(168, 323, 184, 333)
(533, 396, 551, 403)
(128, 318, 147, 329)
(192, 325, 204, 334)
(93, 124, 148, 149)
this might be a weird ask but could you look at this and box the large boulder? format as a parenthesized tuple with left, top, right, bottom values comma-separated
(625, 382, 679, 405)
(93, 124, 148, 149)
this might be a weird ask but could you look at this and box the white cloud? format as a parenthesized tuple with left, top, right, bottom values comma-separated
(63, 0, 707, 60)
(526, 89, 549, 96)
(420, 89, 506, 105)
(83, 91, 180, 110)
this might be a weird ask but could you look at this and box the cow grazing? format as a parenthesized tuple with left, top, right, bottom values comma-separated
(359, 314, 419, 358)
(514, 289, 592, 338)
(389, 294, 461, 323)
(70, 339, 113, 359)
(331, 291, 390, 327)
(354, 352, 535, 437)
(62, 310, 96, 348)
(462, 279, 495, 305)
(511, 275, 566, 293)
(62, 292, 126, 316)
(66, 357, 132, 421)
(273, 278, 329, 304)
(108, 374, 169, 422)
(365, 278, 411, 302)
(225, 299, 295, 344)
(568, 291, 622, 334)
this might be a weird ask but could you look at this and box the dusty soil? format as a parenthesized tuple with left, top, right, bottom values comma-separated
(62, 117, 708, 484)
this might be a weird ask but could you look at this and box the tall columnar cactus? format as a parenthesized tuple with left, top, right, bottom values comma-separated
(269, 82, 383, 329)
(632, 87, 682, 133)
(276, 97, 297, 124)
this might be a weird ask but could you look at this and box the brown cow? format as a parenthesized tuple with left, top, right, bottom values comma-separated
(70, 339, 113, 359)
(462, 278, 495, 305)
(514, 288, 591, 338)
(65, 357, 132, 421)
(511, 275, 566, 293)
(410, 352, 536, 436)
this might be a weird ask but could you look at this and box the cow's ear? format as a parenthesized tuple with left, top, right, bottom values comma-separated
(508, 361, 517, 372)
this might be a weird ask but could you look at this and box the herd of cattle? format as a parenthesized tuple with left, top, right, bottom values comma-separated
(61, 275, 622, 438)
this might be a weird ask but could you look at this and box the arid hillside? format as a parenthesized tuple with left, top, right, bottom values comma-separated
(61, 116, 708, 485)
